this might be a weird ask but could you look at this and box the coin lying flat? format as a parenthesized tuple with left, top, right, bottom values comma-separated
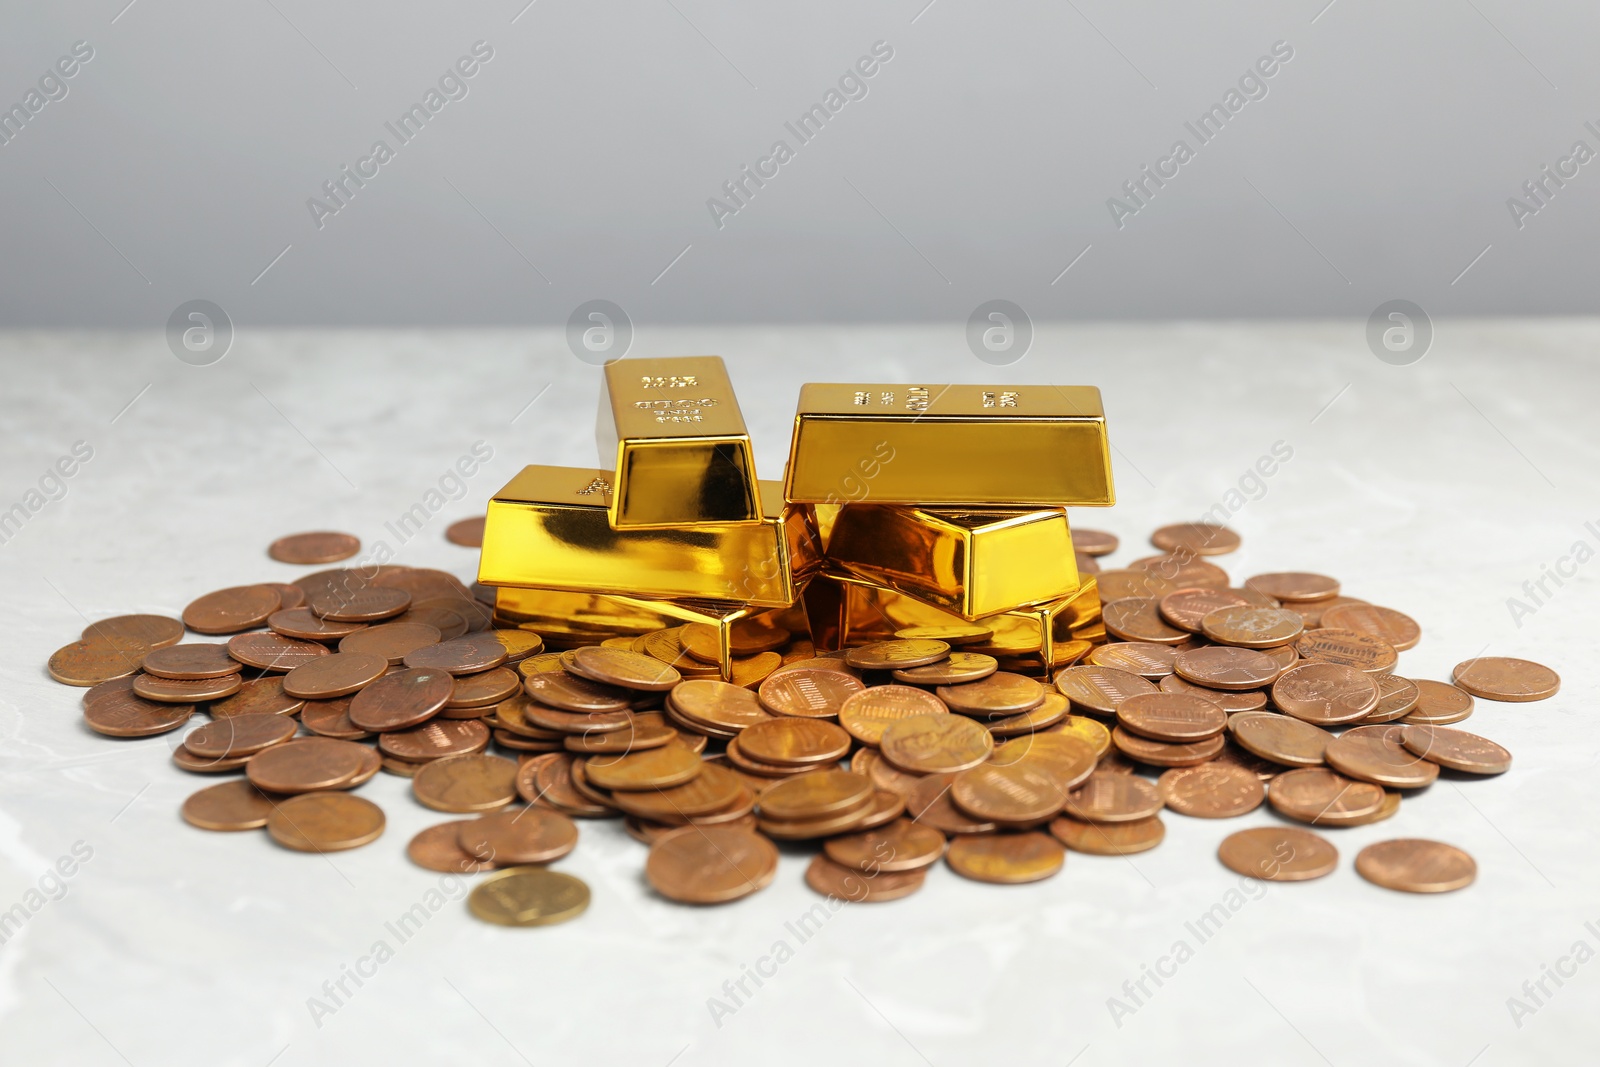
(266, 793, 385, 852)
(183, 585, 282, 635)
(141, 643, 242, 680)
(1174, 646, 1280, 690)
(1296, 628, 1397, 675)
(82, 614, 184, 652)
(646, 825, 779, 904)
(282, 652, 388, 700)
(407, 821, 497, 873)
(1271, 662, 1380, 725)
(1267, 768, 1385, 825)
(1111, 727, 1224, 768)
(348, 667, 454, 732)
(1365, 674, 1420, 723)
(1151, 522, 1240, 556)
(83, 689, 194, 737)
(246, 737, 370, 793)
(1245, 572, 1340, 602)
(757, 770, 873, 821)
(1355, 838, 1476, 893)
(1400, 725, 1511, 775)
(1116, 691, 1226, 742)
(1159, 674, 1267, 713)
(1320, 603, 1420, 651)
(1158, 588, 1252, 633)
(458, 807, 579, 865)
(469, 867, 591, 925)
(413, 754, 520, 813)
(446, 517, 486, 548)
(1157, 763, 1264, 818)
(133, 673, 241, 704)
(951, 762, 1065, 823)
(1404, 680, 1475, 725)
(1050, 814, 1164, 855)
(183, 713, 297, 759)
(1201, 606, 1305, 649)
(567, 646, 681, 691)
(1054, 666, 1157, 715)
(1450, 657, 1559, 702)
(737, 719, 852, 767)
(309, 587, 411, 624)
(937, 671, 1045, 716)
(1217, 827, 1337, 881)
(844, 639, 951, 671)
(824, 818, 947, 873)
(1102, 598, 1189, 645)
(268, 531, 360, 565)
(1324, 724, 1440, 789)
(1227, 712, 1329, 767)
(880, 714, 994, 774)
(181, 780, 283, 831)
(805, 855, 927, 902)
(1062, 771, 1163, 823)
(946, 832, 1064, 884)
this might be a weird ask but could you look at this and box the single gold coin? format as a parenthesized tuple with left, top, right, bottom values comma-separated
(844, 639, 951, 671)
(407, 820, 497, 873)
(469, 867, 591, 925)
(282, 651, 389, 699)
(1050, 814, 1164, 855)
(181, 780, 283, 831)
(757, 668, 864, 718)
(737, 718, 852, 767)
(1244, 572, 1340, 602)
(804, 855, 927, 902)
(936, 672, 1045, 716)
(183, 713, 297, 759)
(139, 643, 242, 680)
(1404, 679, 1475, 725)
(1115, 691, 1226, 742)
(880, 714, 993, 774)
(1227, 712, 1330, 766)
(1086, 642, 1176, 678)
(1451, 657, 1560, 702)
(824, 817, 947, 873)
(1157, 763, 1265, 818)
(266, 793, 385, 852)
(1053, 665, 1158, 715)
(183, 585, 283, 635)
(1173, 646, 1280, 690)
(567, 646, 681, 691)
(1062, 771, 1163, 823)
(269, 531, 361, 564)
(951, 762, 1066, 823)
(458, 807, 579, 864)
(646, 825, 779, 904)
(1201, 606, 1305, 649)
(1267, 767, 1385, 825)
(412, 754, 520, 813)
(1218, 827, 1338, 881)
(1324, 724, 1440, 789)
(892, 653, 999, 686)
(1151, 522, 1240, 556)
(1400, 725, 1511, 774)
(946, 832, 1065, 884)
(1271, 662, 1380, 725)
(81, 614, 183, 651)
(1355, 839, 1476, 893)
(584, 741, 703, 790)
(1102, 598, 1190, 645)
(1320, 603, 1420, 651)
(1296, 628, 1398, 675)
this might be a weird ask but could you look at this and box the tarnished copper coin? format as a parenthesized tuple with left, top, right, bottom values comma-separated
(1159, 673, 1267, 712)
(83, 689, 194, 737)
(309, 586, 410, 624)
(337, 621, 441, 665)
(758, 770, 874, 821)
(82, 614, 184, 651)
(946, 832, 1064, 884)
(1267, 767, 1385, 825)
(1218, 827, 1338, 881)
(1451, 657, 1560, 702)
(893, 652, 999, 686)
(585, 741, 703, 790)
(1151, 522, 1240, 556)
(1050, 814, 1165, 855)
(279, 655, 385, 705)
(1102, 598, 1190, 645)
(646, 825, 779, 904)
(184, 713, 297, 758)
(1356, 838, 1476, 893)
(607, 763, 747, 821)
(182, 585, 283, 635)
(268, 531, 360, 565)
(1086, 642, 1176, 679)
(837, 685, 946, 745)
(844, 639, 951, 671)
(1116, 692, 1226, 742)
(936, 671, 1045, 716)
(1158, 588, 1253, 633)
(1271, 662, 1380, 725)
(1400, 724, 1511, 774)
(246, 737, 371, 793)
(1324, 724, 1440, 789)
(267, 793, 385, 852)
(824, 818, 947, 873)
(413, 754, 520, 813)
(48, 640, 145, 686)
(1404, 679, 1476, 725)
(300, 696, 369, 739)
(1228, 712, 1330, 766)
(141, 643, 243, 680)
(225, 632, 330, 672)
(1201, 606, 1305, 649)
(566, 646, 681, 691)
(1319, 603, 1420, 651)
(880, 714, 993, 774)
(445, 517, 485, 547)
(1111, 727, 1224, 768)
(407, 820, 496, 873)
(758, 668, 864, 718)
(1173, 646, 1280, 690)
(133, 673, 241, 703)
(348, 667, 454, 731)
(951, 761, 1065, 823)
(181, 780, 283, 831)
(1245, 572, 1340, 602)
(1053, 665, 1157, 715)
(1062, 771, 1163, 823)
(379, 718, 490, 761)
(458, 806, 578, 864)
(1158, 763, 1265, 818)
(1296, 628, 1398, 675)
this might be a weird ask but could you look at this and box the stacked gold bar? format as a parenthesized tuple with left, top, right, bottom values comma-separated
(785, 383, 1115, 675)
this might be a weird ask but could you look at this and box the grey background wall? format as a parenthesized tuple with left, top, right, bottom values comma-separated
(1, 0, 1596, 327)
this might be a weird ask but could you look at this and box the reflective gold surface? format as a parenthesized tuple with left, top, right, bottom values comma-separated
(784, 384, 1115, 506)
(825, 504, 1078, 618)
(479, 467, 820, 607)
(598, 356, 762, 528)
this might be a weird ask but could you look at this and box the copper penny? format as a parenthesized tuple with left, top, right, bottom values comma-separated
(1271, 662, 1380, 725)
(757, 668, 864, 718)
(671, 680, 772, 732)
(1159, 673, 1267, 712)
(804, 855, 926, 902)
(1050, 814, 1164, 855)
(133, 673, 242, 703)
(1218, 827, 1337, 881)
(844, 639, 951, 671)
(225, 632, 330, 672)
(1245, 572, 1340, 602)
(1158, 588, 1252, 633)
(246, 737, 370, 793)
(81, 675, 139, 709)
(1267, 767, 1385, 824)
(1086, 643, 1175, 679)
(1095, 569, 1180, 601)
(565, 646, 680, 691)
(1400, 724, 1510, 774)
(824, 817, 946, 873)
(991, 732, 1099, 790)
(81, 614, 183, 651)
(988, 691, 1073, 737)
(181, 780, 283, 831)
(607, 764, 747, 822)
(937, 672, 1045, 717)
(1201, 606, 1305, 649)
(682, 618, 790, 660)
(264, 583, 306, 610)
(1111, 727, 1224, 768)
(348, 667, 454, 731)
(401, 604, 468, 642)
(458, 807, 578, 864)
(1365, 674, 1421, 723)
(173, 746, 251, 773)
(445, 517, 485, 547)
(894, 624, 995, 646)
(337, 621, 442, 665)
(1293, 594, 1364, 628)
(1451, 657, 1560, 702)
(141, 643, 243, 680)
(444, 666, 521, 709)
(522, 699, 632, 735)
(208, 677, 304, 718)
(1102, 598, 1190, 645)
(1320, 603, 1420, 651)
(1403, 679, 1476, 725)
(183, 585, 283, 635)
(1158, 763, 1264, 817)
(184, 713, 297, 759)
(268, 531, 360, 565)
(646, 825, 779, 904)
(267, 793, 385, 852)
(83, 689, 194, 737)
(1116, 691, 1226, 742)
(522, 670, 631, 713)
(300, 696, 370, 739)
(379, 718, 491, 761)
(880, 714, 993, 774)
(738, 718, 853, 767)
(413, 754, 520, 813)
(892, 653, 999, 686)
(407, 820, 496, 873)
(1053, 665, 1157, 715)
(1296, 628, 1398, 675)
(269, 608, 368, 642)
(905, 773, 995, 834)
(1324, 724, 1440, 789)
(522, 754, 610, 817)
(1128, 554, 1230, 588)
(584, 741, 703, 790)
(1227, 712, 1330, 766)
(837, 685, 946, 745)
(1150, 522, 1240, 556)
(1072, 528, 1119, 556)
(1062, 771, 1163, 823)
(950, 761, 1065, 823)
(48, 640, 145, 686)
(282, 651, 388, 700)
(946, 832, 1064, 884)
(1355, 839, 1476, 893)
(480, 629, 544, 664)
(853, 748, 928, 799)
(309, 587, 410, 624)
(1173, 646, 1280, 690)
(758, 770, 873, 821)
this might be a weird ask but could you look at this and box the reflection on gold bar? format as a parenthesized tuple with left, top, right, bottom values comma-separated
(825, 504, 1078, 619)
(479, 467, 820, 608)
(804, 572, 1101, 669)
(784, 384, 1115, 507)
(598, 356, 762, 528)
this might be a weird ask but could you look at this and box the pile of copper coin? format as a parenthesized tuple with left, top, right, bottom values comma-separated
(46, 520, 1560, 919)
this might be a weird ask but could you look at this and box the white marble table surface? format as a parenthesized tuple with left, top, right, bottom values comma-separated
(0, 322, 1594, 1066)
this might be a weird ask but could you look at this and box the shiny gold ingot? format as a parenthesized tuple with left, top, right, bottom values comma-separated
(784, 384, 1115, 507)
(478, 467, 819, 608)
(825, 504, 1078, 619)
(598, 356, 762, 528)
(804, 572, 1100, 669)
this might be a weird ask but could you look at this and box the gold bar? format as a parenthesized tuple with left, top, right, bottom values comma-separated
(598, 356, 762, 528)
(478, 467, 820, 608)
(783, 383, 1115, 507)
(825, 504, 1078, 619)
